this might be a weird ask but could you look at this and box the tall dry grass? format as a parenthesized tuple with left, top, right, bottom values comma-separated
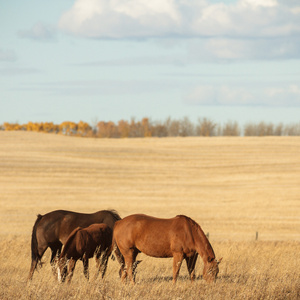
(0, 132, 299, 299)
(0, 237, 299, 299)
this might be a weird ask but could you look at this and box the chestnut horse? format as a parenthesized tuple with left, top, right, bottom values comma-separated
(57, 223, 113, 283)
(28, 209, 121, 280)
(113, 214, 222, 284)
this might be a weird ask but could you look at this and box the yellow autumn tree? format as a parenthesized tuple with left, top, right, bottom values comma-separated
(141, 118, 152, 137)
(97, 121, 118, 138)
(77, 121, 92, 136)
(59, 121, 78, 135)
(3, 122, 26, 131)
(42, 122, 59, 133)
(118, 120, 130, 138)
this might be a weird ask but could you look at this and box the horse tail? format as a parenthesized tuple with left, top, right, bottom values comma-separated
(111, 229, 125, 277)
(108, 233, 116, 260)
(31, 214, 43, 265)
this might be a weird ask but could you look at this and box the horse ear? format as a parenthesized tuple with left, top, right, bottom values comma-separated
(217, 257, 223, 264)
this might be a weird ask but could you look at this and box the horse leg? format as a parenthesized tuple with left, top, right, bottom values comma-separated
(172, 252, 184, 284)
(50, 242, 62, 278)
(122, 249, 138, 284)
(83, 254, 89, 281)
(185, 253, 198, 282)
(99, 250, 109, 279)
(126, 249, 139, 284)
(66, 258, 76, 283)
(57, 256, 68, 283)
(94, 250, 108, 280)
(132, 259, 142, 282)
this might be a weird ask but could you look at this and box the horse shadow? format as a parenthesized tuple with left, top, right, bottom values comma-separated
(136, 273, 232, 284)
(138, 274, 203, 284)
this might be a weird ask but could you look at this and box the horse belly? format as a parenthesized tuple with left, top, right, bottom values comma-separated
(135, 238, 172, 258)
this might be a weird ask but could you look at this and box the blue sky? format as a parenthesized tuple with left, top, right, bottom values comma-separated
(1, 0, 300, 126)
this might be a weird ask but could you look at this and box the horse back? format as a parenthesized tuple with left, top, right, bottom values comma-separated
(62, 223, 112, 259)
(36, 210, 120, 245)
(85, 223, 113, 248)
(114, 214, 196, 258)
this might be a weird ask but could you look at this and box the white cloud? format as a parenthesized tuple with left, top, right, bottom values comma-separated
(0, 49, 17, 62)
(18, 22, 56, 41)
(74, 55, 186, 67)
(240, 0, 277, 8)
(187, 37, 300, 60)
(59, 0, 183, 38)
(57, 0, 300, 60)
(58, 0, 300, 39)
(0, 67, 41, 76)
(184, 84, 300, 106)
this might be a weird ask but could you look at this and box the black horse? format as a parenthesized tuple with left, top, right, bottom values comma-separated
(28, 209, 121, 280)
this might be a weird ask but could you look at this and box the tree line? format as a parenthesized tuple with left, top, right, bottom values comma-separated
(1, 118, 300, 137)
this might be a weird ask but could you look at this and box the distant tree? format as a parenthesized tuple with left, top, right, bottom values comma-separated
(2, 118, 299, 138)
(118, 120, 130, 138)
(151, 120, 168, 137)
(257, 122, 274, 136)
(284, 122, 300, 136)
(274, 123, 284, 136)
(141, 118, 152, 137)
(4, 122, 24, 131)
(244, 122, 277, 136)
(42, 122, 58, 133)
(165, 118, 181, 137)
(59, 121, 78, 135)
(77, 121, 92, 136)
(90, 118, 99, 136)
(244, 123, 256, 136)
(221, 121, 241, 136)
(180, 117, 195, 137)
(128, 118, 144, 137)
(196, 118, 217, 136)
(97, 121, 118, 138)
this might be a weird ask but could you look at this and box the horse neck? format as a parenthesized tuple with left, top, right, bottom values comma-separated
(193, 225, 215, 263)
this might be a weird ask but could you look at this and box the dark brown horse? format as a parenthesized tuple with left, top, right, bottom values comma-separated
(57, 223, 113, 283)
(113, 214, 222, 284)
(28, 209, 121, 280)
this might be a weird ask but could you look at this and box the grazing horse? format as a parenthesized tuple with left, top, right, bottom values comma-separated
(113, 214, 222, 284)
(28, 209, 121, 280)
(57, 223, 113, 283)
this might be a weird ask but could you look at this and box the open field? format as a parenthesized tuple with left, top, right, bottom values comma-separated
(0, 132, 299, 299)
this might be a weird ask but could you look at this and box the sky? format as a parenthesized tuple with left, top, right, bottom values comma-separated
(1, 0, 300, 126)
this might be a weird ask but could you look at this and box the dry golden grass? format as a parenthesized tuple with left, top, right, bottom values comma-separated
(0, 131, 299, 299)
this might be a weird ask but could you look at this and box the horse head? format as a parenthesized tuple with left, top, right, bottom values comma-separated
(203, 257, 222, 283)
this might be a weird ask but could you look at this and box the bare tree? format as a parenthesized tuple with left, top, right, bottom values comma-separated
(152, 120, 168, 137)
(180, 117, 195, 137)
(274, 123, 284, 136)
(284, 122, 300, 136)
(196, 118, 217, 136)
(164, 118, 181, 137)
(221, 121, 241, 136)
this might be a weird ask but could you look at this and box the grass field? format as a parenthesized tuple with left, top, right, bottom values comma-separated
(0, 132, 299, 299)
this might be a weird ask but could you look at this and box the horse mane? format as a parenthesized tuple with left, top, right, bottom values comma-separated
(106, 209, 122, 221)
(176, 215, 199, 227)
(176, 215, 216, 260)
(31, 214, 43, 263)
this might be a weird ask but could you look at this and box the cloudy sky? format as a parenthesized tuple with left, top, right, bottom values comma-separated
(1, 0, 300, 126)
